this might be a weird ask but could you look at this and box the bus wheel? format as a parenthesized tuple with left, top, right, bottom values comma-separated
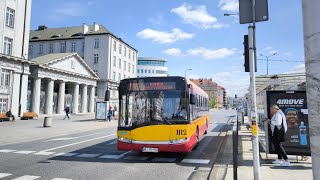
(204, 120, 208, 134)
(193, 128, 200, 150)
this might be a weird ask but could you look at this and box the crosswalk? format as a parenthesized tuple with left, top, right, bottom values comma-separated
(0, 148, 211, 164)
(0, 173, 72, 180)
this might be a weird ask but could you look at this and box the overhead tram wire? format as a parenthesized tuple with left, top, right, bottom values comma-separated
(257, 58, 304, 62)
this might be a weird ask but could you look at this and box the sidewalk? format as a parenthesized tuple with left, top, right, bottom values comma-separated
(210, 116, 313, 180)
(0, 114, 117, 145)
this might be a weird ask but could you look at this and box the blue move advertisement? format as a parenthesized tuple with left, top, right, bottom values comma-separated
(266, 91, 311, 156)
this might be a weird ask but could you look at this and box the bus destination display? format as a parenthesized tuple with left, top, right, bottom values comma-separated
(129, 82, 176, 91)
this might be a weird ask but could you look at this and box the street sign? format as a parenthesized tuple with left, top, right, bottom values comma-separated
(239, 0, 269, 24)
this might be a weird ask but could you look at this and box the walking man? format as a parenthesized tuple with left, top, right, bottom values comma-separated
(63, 105, 70, 120)
(108, 106, 113, 121)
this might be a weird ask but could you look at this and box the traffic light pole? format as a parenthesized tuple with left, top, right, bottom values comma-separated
(249, 0, 260, 179)
(302, 1, 320, 179)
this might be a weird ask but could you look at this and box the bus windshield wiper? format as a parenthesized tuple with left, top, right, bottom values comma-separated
(163, 117, 172, 125)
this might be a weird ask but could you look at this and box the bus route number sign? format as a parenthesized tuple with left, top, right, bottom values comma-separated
(177, 129, 187, 135)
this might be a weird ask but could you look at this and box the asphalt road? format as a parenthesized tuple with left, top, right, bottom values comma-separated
(0, 110, 236, 180)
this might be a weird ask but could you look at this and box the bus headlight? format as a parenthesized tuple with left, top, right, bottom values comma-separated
(170, 138, 190, 144)
(118, 137, 132, 143)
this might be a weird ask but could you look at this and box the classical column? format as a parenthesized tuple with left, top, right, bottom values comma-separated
(81, 84, 88, 113)
(57, 81, 65, 114)
(88, 86, 95, 113)
(20, 74, 29, 115)
(10, 72, 21, 116)
(31, 77, 41, 114)
(45, 79, 54, 114)
(72, 83, 79, 114)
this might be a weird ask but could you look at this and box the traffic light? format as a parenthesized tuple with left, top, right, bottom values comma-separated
(104, 89, 110, 101)
(235, 94, 237, 99)
(243, 35, 257, 72)
(243, 35, 250, 72)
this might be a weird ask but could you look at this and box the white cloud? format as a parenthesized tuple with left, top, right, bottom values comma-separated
(218, 0, 239, 13)
(289, 64, 305, 73)
(283, 52, 293, 56)
(261, 46, 278, 56)
(187, 47, 236, 60)
(171, 3, 225, 29)
(163, 48, 182, 56)
(137, 28, 194, 44)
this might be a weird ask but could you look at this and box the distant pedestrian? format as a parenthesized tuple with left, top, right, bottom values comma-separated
(108, 106, 113, 121)
(266, 105, 290, 166)
(63, 105, 70, 120)
(6, 110, 15, 121)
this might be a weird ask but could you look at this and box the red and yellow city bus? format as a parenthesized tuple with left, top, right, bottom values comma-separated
(117, 76, 210, 153)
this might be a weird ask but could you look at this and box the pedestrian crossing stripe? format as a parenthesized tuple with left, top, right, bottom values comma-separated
(0, 173, 72, 180)
(0, 149, 211, 164)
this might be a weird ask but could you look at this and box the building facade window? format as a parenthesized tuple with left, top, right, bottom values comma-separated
(94, 38, 99, 49)
(129, 50, 131, 59)
(39, 44, 43, 54)
(49, 44, 54, 53)
(128, 63, 130, 72)
(133, 52, 135, 61)
(0, 69, 11, 87)
(113, 56, 116, 67)
(0, 98, 8, 113)
(119, 59, 121, 69)
(137, 69, 139, 73)
(3, 37, 13, 55)
(94, 54, 99, 64)
(119, 44, 122, 54)
(60, 43, 65, 53)
(145, 69, 147, 73)
(113, 72, 116, 81)
(124, 61, 126, 70)
(71, 42, 76, 52)
(133, 65, 135, 73)
(148, 70, 151, 73)
(29, 45, 33, 55)
(152, 70, 154, 73)
(118, 73, 121, 81)
(93, 70, 98, 75)
(5, 7, 15, 28)
(113, 41, 116, 51)
(124, 47, 127, 57)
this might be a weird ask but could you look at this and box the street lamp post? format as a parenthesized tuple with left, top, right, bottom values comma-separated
(259, 52, 277, 75)
(184, 68, 192, 78)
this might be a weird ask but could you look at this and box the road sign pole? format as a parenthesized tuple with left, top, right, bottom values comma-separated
(249, 0, 260, 179)
(302, 0, 320, 179)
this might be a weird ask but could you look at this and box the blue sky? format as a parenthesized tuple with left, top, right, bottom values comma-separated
(30, 0, 305, 96)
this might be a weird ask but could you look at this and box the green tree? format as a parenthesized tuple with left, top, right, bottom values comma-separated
(209, 98, 215, 108)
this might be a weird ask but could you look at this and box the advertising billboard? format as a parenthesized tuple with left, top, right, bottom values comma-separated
(266, 91, 311, 156)
(95, 102, 107, 120)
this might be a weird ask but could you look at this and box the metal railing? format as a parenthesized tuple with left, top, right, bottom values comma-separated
(233, 110, 244, 180)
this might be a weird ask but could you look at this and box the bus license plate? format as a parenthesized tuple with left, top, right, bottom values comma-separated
(142, 147, 158, 153)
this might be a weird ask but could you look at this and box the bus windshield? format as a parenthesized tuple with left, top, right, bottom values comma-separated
(119, 90, 188, 128)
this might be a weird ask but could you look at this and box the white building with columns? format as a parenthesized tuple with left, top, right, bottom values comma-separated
(29, 53, 98, 115)
(29, 23, 138, 108)
(0, 0, 32, 116)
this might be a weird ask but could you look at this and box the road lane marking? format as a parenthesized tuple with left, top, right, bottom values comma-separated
(77, 153, 100, 158)
(45, 132, 103, 142)
(41, 134, 115, 152)
(55, 153, 78, 157)
(0, 149, 16, 153)
(51, 178, 73, 180)
(99, 151, 132, 159)
(13, 151, 36, 154)
(152, 157, 176, 162)
(12, 175, 41, 180)
(34, 151, 56, 155)
(124, 156, 149, 161)
(0, 173, 12, 178)
(107, 140, 117, 145)
(181, 159, 210, 164)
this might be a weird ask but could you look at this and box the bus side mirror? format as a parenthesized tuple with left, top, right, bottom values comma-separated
(190, 94, 196, 105)
(105, 90, 110, 101)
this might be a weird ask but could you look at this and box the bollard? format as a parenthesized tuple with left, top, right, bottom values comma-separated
(43, 117, 52, 127)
